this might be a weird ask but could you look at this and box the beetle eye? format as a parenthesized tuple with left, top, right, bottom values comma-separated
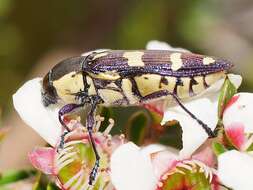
(42, 73, 58, 106)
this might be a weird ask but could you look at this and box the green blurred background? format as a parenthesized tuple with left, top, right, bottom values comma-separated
(0, 0, 253, 171)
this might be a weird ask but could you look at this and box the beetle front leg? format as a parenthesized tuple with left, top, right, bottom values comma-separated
(140, 90, 216, 138)
(58, 103, 84, 149)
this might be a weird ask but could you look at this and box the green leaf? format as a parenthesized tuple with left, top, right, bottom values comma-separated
(0, 170, 35, 186)
(218, 77, 237, 119)
(159, 122, 183, 150)
(125, 110, 150, 145)
(212, 142, 226, 156)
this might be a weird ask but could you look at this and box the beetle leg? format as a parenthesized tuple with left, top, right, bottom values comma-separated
(140, 90, 216, 138)
(86, 104, 100, 185)
(58, 103, 84, 149)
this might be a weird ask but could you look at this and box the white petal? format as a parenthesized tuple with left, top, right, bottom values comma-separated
(110, 142, 157, 190)
(223, 92, 253, 133)
(146, 40, 190, 52)
(13, 78, 62, 146)
(227, 74, 242, 89)
(140, 144, 168, 157)
(218, 150, 253, 190)
(162, 98, 218, 158)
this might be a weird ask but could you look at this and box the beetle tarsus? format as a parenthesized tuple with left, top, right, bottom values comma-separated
(141, 90, 216, 138)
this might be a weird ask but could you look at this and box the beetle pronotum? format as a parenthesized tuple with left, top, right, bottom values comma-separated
(42, 50, 232, 184)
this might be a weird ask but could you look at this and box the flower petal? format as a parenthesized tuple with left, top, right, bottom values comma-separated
(146, 40, 190, 52)
(13, 78, 62, 146)
(162, 98, 218, 158)
(151, 150, 178, 179)
(223, 93, 253, 134)
(218, 150, 253, 190)
(28, 147, 55, 174)
(110, 142, 157, 190)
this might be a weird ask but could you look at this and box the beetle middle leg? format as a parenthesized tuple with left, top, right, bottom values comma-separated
(140, 90, 216, 138)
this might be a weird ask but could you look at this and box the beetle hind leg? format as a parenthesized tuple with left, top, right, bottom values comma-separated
(140, 90, 216, 138)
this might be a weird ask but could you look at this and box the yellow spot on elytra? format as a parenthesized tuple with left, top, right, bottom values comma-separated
(205, 71, 226, 86)
(98, 89, 123, 105)
(177, 77, 191, 98)
(86, 76, 96, 95)
(88, 71, 120, 80)
(203, 57, 215, 65)
(53, 72, 84, 103)
(123, 51, 144, 66)
(170, 53, 183, 71)
(192, 76, 205, 94)
(121, 79, 139, 104)
(134, 74, 161, 97)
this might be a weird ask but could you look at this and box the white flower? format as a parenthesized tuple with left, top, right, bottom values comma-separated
(146, 40, 190, 52)
(13, 78, 62, 146)
(223, 93, 253, 133)
(110, 142, 158, 190)
(110, 142, 217, 190)
(218, 150, 253, 190)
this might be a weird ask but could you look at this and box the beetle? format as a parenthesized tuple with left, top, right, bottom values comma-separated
(42, 49, 232, 185)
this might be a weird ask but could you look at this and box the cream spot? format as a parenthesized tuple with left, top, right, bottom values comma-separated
(134, 74, 161, 97)
(203, 57, 215, 65)
(53, 72, 84, 103)
(106, 82, 119, 89)
(121, 79, 139, 104)
(205, 72, 226, 86)
(123, 51, 144, 66)
(88, 71, 120, 80)
(192, 76, 206, 94)
(177, 77, 191, 98)
(170, 53, 183, 71)
(86, 76, 96, 95)
(98, 89, 123, 105)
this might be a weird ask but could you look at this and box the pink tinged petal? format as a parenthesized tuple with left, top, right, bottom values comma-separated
(142, 100, 167, 117)
(146, 40, 190, 52)
(192, 143, 216, 167)
(13, 78, 62, 146)
(225, 123, 246, 150)
(223, 93, 253, 134)
(224, 94, 240, 112)
(28, 147, 55, 174)
(162, 98, 218, 158)
(151, 150, 178, 179)
(218, 150, 253, 190)
(110, 142, 157, 190)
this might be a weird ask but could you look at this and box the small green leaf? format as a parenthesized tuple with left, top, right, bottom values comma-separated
(218, 77, 237, 119)
(159, 122, 183, 149)
(125, 110, 150, 145)
(212, 142, 227, 156)
(0, 170, 35, 186)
